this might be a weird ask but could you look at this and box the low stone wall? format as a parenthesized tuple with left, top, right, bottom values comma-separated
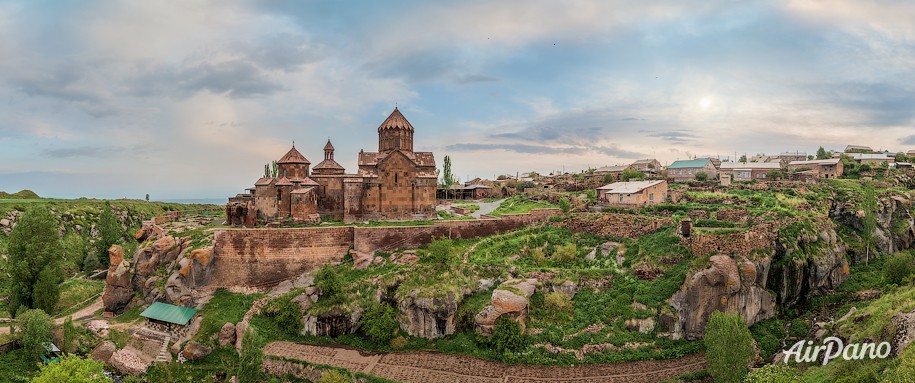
(211, 209, 561, 287)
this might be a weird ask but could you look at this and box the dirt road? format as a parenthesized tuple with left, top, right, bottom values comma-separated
(264, 342, 706, 383)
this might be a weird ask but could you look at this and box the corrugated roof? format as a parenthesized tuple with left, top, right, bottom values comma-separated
(277, 145, 311, 164)
(668, 158, 711, 169)
(597, 180, 665, 193)
(719, 162, 781, 170)
(140, 302, 198, 325)
(789, 159, 840, 166)
(851, 153, 892, 160)
(378, 107, 414, 132)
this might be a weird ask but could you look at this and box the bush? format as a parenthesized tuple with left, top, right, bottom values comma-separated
(558, 197, 571, 213)
(318, 370, 351, 383)
(704, 311, 754, 383)
(359, 302, 399, 344)
(32, 354, 112, 383)
(423, 237, 459, 269)
(272, 298, 303, 335)
(389, 335, 409, 350)
(314, 265, 343, 304)
(743, 364, 803, 383)
(883, 252, 915, 285)
(82, 251, 101, 273)
(552, 243, 578, 262)
(695, 171, 708, 181)
(542, 292, 573, 322)
(492, 316, 525, 352)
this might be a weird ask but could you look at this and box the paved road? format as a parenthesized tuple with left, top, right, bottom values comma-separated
(264, 342, 706, 383)
(472, 198, 506, 218)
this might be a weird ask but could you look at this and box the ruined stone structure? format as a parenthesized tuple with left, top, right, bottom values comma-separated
(227, 108, 437, 224)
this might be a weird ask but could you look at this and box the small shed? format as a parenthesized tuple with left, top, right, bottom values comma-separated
(140, 302, 198, 330)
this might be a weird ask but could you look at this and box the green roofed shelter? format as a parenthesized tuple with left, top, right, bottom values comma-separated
(667, 158, 712, 169)
(140, 302, 198, 326)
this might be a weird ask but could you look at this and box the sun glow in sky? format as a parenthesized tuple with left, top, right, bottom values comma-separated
(0, 1, 914, 199)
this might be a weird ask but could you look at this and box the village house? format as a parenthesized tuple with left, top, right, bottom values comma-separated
(592, 165, 630, 181)
(719, 161, 782, 181)
(777, 152, 808, 163)
(850, 153, 895, 166)
(438, 182, 492, 200)
(667, 158, 718, 182)
(226, 107, 438, 224)
(907, 149, 915, 157)
(629, 159, 662, 174)
(596, 180, 668, 207)
(787, 158, 844, 179)
(844, 145, 873, 153)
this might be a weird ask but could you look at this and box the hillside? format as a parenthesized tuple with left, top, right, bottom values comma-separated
(0, 189, 40, 199)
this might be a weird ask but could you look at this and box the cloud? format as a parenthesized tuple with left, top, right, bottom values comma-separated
(901, 135, 915, 145)
(455, 74, 499, 84)
(643, 130, 696, 142)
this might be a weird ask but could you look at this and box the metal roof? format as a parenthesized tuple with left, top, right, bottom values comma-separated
(667, 158, 711, 169)
(596, 180, 665, 193)
(140, 302, 198, 325)
(788, 158, 840, 166)
(719, 162, 782, 170)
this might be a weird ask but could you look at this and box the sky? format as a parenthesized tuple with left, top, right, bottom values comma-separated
(1, 0, 914, 199)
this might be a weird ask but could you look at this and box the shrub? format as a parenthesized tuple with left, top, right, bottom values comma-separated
(272, 298, 303, 335)
(318, 370, 351, 383)
(389, 335, 409, 350)
(743, 364, 803, 383)
(492, 316, 525, 352)
(32, 354, 112, 383)
(558, 197, 571, 213)
(529, 246, 546, 264)
(704, 311, 754, 383)
(695, 171, 708, 181)
(542, 292, 573, 322)
(423, 237, 459, 269)
(83, 251, 101, 273)
(359, 302, 399, 344)
(883, 252, 915, 285)
(314, 265, 343, 304)
(552, 243, 578, 262)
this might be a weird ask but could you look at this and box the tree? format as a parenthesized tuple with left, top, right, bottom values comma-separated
(620, 168, 644, 182)
(15, 308, 54, 359)
(62, 316, 78, 353)
(807, 155, 814, 160)
(96, 202, 121, 269)
(33, 354, 113, 383)
(144, 193, 149, 202)
(7, 206, 64, 315)
(694, 171, 708, 181)
(739, 154, 747, 163)
(765, 169, 783, 180)
(862, 179, 877, 264)
(884, 252, 915, 285)
(442, 155, 455, 199)
(704, 311, 754, 383)
(83, 251, 101, 273)
(816, 146, 829, 160)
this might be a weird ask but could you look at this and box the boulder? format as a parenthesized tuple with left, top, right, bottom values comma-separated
(889, 309, 915, 356)
(181, 341, 212, 361)
(624, 317, 656, 333)
(219, 322, 237, 346)
(302, 306, 361, 338)
(552, 280, 578, 299)
(235, 321, 248, 351)
(0, 219, 10, 227)
(108, 348, 149, 375)
(90, 341, 116, 363)
(108, 245, 125, 267)
(474, 278, 537, 336)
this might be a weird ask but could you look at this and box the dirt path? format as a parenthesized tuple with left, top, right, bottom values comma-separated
(264, 342, 706, 383)
(473, 198, 506, 218)
(0, 297, 104, 335)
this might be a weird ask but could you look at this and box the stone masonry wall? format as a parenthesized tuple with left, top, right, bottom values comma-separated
(212, 208, 561, 287)
(211, 226, 354, 287)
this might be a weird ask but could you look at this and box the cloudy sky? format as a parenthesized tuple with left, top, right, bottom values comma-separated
(1, 1, 914, 199)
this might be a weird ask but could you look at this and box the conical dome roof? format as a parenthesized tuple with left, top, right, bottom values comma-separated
(377, 107, 414, 132)
(323, 139, 334, 151)
(277, 145, 310, 164)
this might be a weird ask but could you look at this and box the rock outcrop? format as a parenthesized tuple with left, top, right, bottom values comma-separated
(889, 309, 915, 356)
(302, 307, 362, 338)
(397, 287, 470, 339)
(219, 322, 237, 346)
(102, 245, 133, 313)
(669, 255, 775, 340)
(475, 278, 537, 336)
(90, 340, 116, 363)
(108, 348, 149, 375)
(180, 341, 212, 361)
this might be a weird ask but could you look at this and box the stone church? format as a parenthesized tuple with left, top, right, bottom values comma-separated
(226, 108, 438, 225)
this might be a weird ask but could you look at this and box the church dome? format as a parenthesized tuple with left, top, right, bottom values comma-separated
(277, 145, 311, 164)
(377, 107, 414, 132)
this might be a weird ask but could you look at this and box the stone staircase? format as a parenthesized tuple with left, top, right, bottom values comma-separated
(154, 335, 171, 363)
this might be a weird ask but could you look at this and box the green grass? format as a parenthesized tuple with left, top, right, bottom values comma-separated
(488, 196, 557, 217)
(112, 304, 144, 324)
(194, 289, 263, 346)
(54, 278, 105, 316)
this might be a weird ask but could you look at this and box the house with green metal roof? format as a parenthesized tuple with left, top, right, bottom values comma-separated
(667, 158, 718, 182)
(140, 302, 198, 329)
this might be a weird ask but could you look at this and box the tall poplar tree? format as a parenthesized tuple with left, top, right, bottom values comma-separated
(7, 206, 64, 315)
